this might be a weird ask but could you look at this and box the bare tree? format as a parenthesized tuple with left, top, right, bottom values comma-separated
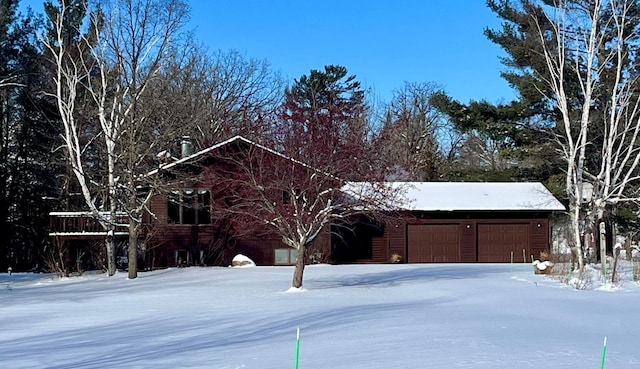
(43, 0, 120, 275)
(201, 66, 404, 289)
(531, 0, 640, 268)
(457, 132, 514, 171)
(198, 50, 283, 143)
(206, 138, 404, 289)
(97, 0, 189, 279)
(44, 0, 189, 278)
(375, 82, 446, 181)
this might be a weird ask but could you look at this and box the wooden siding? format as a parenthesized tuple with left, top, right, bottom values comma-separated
(371, 237, 387, 262)
(530, 219, 550, 260)
(388, 220, 406, 261)
(460, 221, 477, 262)
(344, 212, 555, 264)
(145, 192, 332, 267)
(233, 238, 286, 265)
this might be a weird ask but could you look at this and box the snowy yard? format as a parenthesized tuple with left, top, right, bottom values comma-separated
(1, 264, 639, 369)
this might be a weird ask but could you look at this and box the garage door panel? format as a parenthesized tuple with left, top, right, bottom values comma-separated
(478, 223, 529, 262)
(408, 224, 460, 263)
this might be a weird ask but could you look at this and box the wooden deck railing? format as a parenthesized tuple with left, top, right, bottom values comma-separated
(49, 211, 129, 239)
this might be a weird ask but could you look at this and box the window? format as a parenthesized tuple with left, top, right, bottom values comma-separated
(197, 190, 211, 224)
(275, 248, 298, 265)
(167, 189, 211, 224)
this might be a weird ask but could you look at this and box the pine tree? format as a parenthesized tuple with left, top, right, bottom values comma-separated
(277, 65, 368, 176)
(1, 0, 59, 271)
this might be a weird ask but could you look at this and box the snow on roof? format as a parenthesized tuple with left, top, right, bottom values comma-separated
(146, 135, 311, 177)
(348, 182, 565, 212)
(146, 135, 247, 176)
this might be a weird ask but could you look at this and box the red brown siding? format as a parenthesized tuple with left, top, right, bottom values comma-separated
(344, 212, 555, 264)
(388, 220, 406, 261)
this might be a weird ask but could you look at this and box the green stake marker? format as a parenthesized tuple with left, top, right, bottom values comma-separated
(523, 249, 526, 264)
(600, 336, 607, 369)
(295, 326, 300, 369)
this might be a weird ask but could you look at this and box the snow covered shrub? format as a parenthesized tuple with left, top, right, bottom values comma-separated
(546, 253, 594, 289)
(532, 259, 553, 274)
(567, 265, 595, 290)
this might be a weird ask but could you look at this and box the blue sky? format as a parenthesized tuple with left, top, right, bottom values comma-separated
(188, 0, 517, 104)
(20, 0, 516, 104)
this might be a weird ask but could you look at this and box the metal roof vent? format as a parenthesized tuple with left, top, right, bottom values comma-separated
(181, 136, 192, 158)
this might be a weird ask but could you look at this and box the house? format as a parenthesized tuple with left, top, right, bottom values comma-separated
(50, 136, 566, 270)
(141, 135, 333, 268)
(333, 182, 565, 264)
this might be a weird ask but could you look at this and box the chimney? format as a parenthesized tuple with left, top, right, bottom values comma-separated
(181, 136, 192, 158)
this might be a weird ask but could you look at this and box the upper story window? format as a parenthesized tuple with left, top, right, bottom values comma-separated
(167, 189, 211, 225)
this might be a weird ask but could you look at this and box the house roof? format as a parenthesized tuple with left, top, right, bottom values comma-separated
(347, 182, 566, 212)
(146, 135, 304, 177)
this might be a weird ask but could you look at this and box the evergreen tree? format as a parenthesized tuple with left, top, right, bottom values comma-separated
(276, 65, 368, 177)
(429, 0, 570, 188)
(434, 0, 640, 264)
(1, 0, 59, 271)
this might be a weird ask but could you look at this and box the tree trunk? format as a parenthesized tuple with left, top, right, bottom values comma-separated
(105, 231, 116, 276)
(569, 201, 585, 270)
(128, 217, 138, 279)
(291, 246, 306, 288)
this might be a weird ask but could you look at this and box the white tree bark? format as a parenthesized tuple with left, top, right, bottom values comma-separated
(43, 1, 117, 275)
(44, 0, 188, 277)
(533, 0, 640, 269)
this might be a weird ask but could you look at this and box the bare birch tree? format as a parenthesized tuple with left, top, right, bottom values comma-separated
(43, 0, 120, 275)
(530, 0, 640, 268)
(44, 0, 189, 277)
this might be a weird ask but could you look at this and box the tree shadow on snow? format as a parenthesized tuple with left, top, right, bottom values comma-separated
(307, 264, 508, 290)
(0, 299, 442, 368)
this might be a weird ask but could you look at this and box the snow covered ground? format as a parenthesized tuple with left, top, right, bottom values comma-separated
(1, 263, 639, 369)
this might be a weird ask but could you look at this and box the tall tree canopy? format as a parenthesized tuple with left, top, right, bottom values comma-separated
(374, 82, 447, 181)
(438, 0, 640, 268)
(1, 0, 59, 271)
(277, 65, 369, 176)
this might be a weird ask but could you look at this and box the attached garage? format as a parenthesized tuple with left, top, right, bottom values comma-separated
(343, 182, 565, 264)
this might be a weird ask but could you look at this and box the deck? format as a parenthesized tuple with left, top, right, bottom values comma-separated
(49, 211, 130, 240)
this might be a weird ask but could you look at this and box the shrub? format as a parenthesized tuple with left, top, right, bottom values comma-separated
(389, 253, 403, 263)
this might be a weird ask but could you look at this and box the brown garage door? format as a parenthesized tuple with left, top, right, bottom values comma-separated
(407, 224, 460, 263)
(477, 223, 529, 262)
